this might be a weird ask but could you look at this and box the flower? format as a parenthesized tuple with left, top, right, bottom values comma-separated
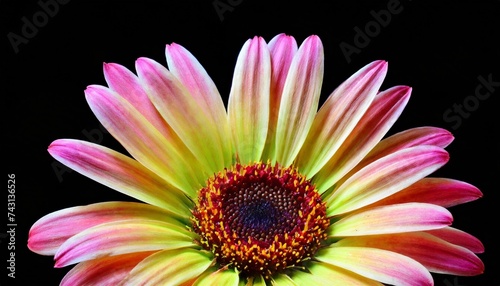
(28, 33, 485, 285)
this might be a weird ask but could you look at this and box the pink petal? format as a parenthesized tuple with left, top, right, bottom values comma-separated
(136, 57, 230, 173)
(54, 219, 195, 267)
(360, 126, 453, 170)
(316, 245, 433, 286)
(325, 146, 449, 216)
(164, 44, 232, 166)
(103, 63, 204, 185)
(85, 85, 202, 195)
(315, 86, 411, 193)
(228, 36, 271, 163)
(329, 203, 453, 237)
(296, 60, 388, 178)
(164, 43, 225, 114)
(427, 227, 485, 253)
(47, 139, 192, 216)
(28, 201, 184, 256)
(262, 33, 298, 160)
(103, 63, 172, 136)
(121, 248, 213, 285)
(372, 178, 483, 208)
(334, 126, 454, 192)
(268, 34, 298, 109)
(274, 35, 324, 166)
(61, 251, 154, 286)
(335, 232, 485, 276)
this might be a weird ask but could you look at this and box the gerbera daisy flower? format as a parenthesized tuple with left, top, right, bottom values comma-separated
(28, 33, 485, 285)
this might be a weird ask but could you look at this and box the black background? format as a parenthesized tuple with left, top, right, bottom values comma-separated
(3, 0, 499, 285)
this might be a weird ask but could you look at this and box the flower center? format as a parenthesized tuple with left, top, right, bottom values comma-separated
(191, 162, 330, 279)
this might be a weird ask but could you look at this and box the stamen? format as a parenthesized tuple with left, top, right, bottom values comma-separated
(191, 162, 329, 279)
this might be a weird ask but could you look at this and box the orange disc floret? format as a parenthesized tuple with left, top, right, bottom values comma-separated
(191, 162, 330, 279)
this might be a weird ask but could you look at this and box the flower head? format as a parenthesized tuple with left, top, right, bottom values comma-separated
(29, 34, 484, 285)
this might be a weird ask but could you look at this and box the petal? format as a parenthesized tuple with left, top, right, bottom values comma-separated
(120, 248, 213, 285)
(270, 274, 297, 286)
(427, 227, 485, 253)
(274, 35, 324, 166)
(28, 201, 185, 256)
(54, 219, 196, 267)
(305, 261, 383, 285)
(193, 267, 239, 286)
(103, 63, 206, 187)
(165, 43, 232, 166)
(296, 60, 388, 178)
(85, 85, 202, 196)
(354, 126, 454, 174)
(103, 63, 202, 176)
(103, 62, 172, 136)
(372, 178, 483, 208)
(61, 251, 154, 286)
(316, 246, 433, 286)
(48, 139, 192, 216)
(335, 232, 484, 276)
(228, 36, 271, 163)
(325, 146, 449, 215)
(329, 203, 453, 237)
(246, 275, 266, 286)
(288, 269, 334, 285)
(331, 127, 455, 197)
(315, 86, 412, 193)
(373, 126, 455, 152)
(262, 33, 298, 161)
(136, 57, 229, 174)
